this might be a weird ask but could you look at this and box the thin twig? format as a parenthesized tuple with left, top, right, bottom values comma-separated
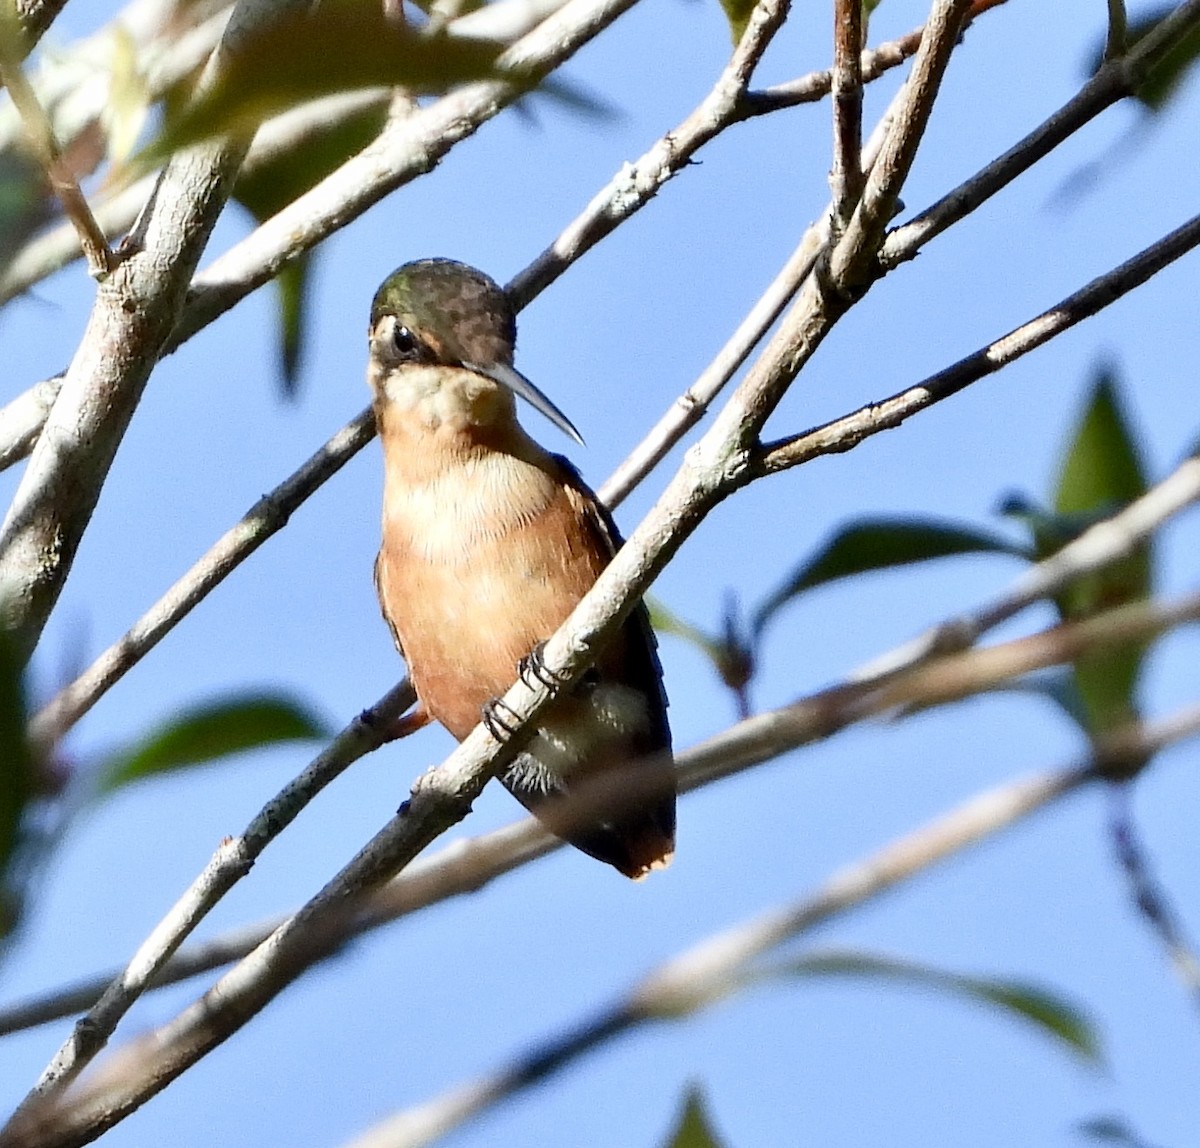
(829, 0, 864, 237)
(1107, 786, 1200, 1010)
(881, 0, 1200, 268)
(598, 76, 906, 508)
(8, 678, 415, 1120)
(0, 31, 113, 277)
(741, 28, 922, 116)
(508, 0, 790, 308)
(827, 0, 971, 293)
(28, 410, 377, 749)
(1105, 0, 1128, 59)
(757, 209, 1200, 476)
(848, 456, 1200, 683)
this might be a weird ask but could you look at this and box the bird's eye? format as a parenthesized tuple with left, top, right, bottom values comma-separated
(392, 324, 418, 358)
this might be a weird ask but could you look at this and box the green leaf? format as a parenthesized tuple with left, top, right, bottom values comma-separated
(138, 1, 521, 167)
(96, 693, 330, 794)
(751, 518, 1028, 640)
(0, 632, 33, 940)
(716, 0, 756, 46)
(234, 97, 388, 394)
(759, 949, 1102, 1064)
(660, 1085, 729, 1148)
(1054, 368, 1149, 520)
(1051, 369, 1153, 736)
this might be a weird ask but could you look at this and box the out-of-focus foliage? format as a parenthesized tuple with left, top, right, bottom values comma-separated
(655, 367, 1158, 741)
(659, 1085, 730, 1148)
(95, 692, 330, 794)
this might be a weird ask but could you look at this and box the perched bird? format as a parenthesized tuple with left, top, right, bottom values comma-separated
(368, 258, 675, 879)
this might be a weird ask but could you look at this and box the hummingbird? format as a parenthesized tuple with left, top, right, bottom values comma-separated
(368, 258, 676, 879)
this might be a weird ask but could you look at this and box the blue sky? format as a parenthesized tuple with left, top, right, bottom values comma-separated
(1, 0, 1199, 1145)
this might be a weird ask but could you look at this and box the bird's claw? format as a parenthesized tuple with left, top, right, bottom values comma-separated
(519, 642, 569, 691)
(482, 696, 522, 742)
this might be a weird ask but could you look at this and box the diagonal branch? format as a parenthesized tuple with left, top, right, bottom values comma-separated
(0, 30, 113, 277)
(5, 584, 1199, 1039)
(344, 694, 1200, 1148)
(0, 137, 246, 660)
(28, 410, 377, 748)
(757, 209, 1200, 476)
(345, 765, 1095, 1148)
(6, 679, 415, 1122)
(881, 0, 1200, 268)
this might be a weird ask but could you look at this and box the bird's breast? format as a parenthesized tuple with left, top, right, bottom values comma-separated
(376, 432, 610, 739)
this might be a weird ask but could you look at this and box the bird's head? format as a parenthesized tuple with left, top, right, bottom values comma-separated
(368, 259, 583, 446)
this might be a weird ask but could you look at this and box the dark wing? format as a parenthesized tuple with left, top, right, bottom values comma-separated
(553, 454, 672, 755)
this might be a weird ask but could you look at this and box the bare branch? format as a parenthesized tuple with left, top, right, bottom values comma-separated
(850, 454, 1200, 682)
(0, 25, 113, 277)
(882, 0, 1200, 268)
(6, 678, 415, 1124)
(508, 0, 790, 308)
(742, 27, 922, 116)
(1105, 0, 1128, 59)
(0, 137, 245, 660)
(345, 761, 1097, 1148)
(28, 410, 376, 749)
(829, 0, 864, 237)
(0, 379, 61, 472)
(5, 584, 1199, 1040)
(758, 210, 1200, 475)
(826, 0, 971, 292)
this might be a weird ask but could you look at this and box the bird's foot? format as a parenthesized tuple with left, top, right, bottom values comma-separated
(519, 642, 570, 691)
(481, 696, 523, 742)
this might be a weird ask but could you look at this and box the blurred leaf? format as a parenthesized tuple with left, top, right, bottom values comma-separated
(715, 0, 755, 45)
(1091, 4, 1200, 111)
(751, 518, 1028, 640)
(139, 1, 519, 165)
(104, 25, 151, 164)
(1076, 1115, 1161, 1148)
(0, 632, 34, 939)
(649, 597, 753, 714)
(986, 670, 1092, 732)
(96, 693, 330, 794)
(648, 598, 725, 665)
(761, 949, 1102, 1064)
(1051, 369, 1152, 737)
(1054, 367, 1148, 522)
(234, 98, 388, 393)
(0, 150, 53, 276)
(660, 1085, 729, 1148)
(996, 493, 1110, 559)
